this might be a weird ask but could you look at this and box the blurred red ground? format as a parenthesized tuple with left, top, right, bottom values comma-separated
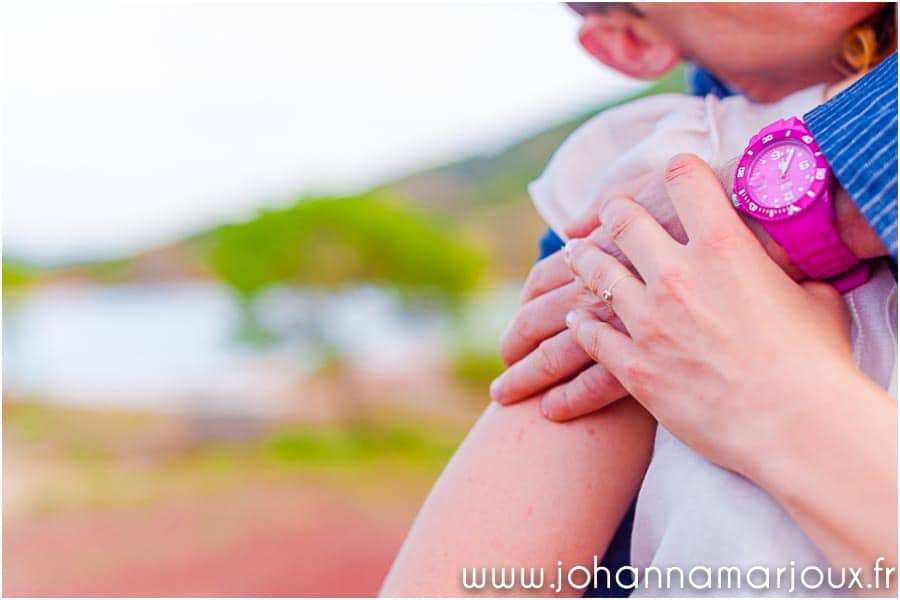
(4, 480, 421, 596)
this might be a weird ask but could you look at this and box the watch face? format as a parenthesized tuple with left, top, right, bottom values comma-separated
(733, 124, 830, 221)
(746, 140, 813, 208)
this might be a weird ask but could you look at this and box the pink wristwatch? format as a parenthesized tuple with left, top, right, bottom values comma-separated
(733, 117, 870, 292)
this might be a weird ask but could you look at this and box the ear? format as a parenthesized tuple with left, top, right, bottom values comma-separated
(578, 10, 680, 79)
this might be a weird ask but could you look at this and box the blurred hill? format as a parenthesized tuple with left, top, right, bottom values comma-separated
(379, 66, 686, 280)
(384, 66, 687, 216)
(4, 67, 686, 290)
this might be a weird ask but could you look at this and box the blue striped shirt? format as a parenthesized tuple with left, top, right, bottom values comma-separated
(804, 52, 899, 261)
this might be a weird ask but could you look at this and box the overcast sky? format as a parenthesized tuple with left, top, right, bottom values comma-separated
(4, 2, 644, 263)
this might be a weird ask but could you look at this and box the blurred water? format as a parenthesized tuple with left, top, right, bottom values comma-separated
(2, 282, 457, 415)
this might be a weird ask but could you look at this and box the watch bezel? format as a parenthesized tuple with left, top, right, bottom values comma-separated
(732, 124, 830, 222)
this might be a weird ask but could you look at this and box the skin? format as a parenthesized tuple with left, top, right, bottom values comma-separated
(495, 4, 891, 420)
(384, 5, 894, 595)
(564, 154, 897, 589)
(380, 398, 654, 596)
(629, 3, 884, 102)
(493, 156, 888, 421)
(493, 172, 675, 419)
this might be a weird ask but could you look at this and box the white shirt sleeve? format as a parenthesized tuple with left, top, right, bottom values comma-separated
(528, 85, 827, 238)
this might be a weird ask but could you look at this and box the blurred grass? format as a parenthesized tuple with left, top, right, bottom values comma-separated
(4, 401, 470, 518)
(3, 259, 40, 290)
(450, 346, 505, 387)
(262, 424, 458, 467)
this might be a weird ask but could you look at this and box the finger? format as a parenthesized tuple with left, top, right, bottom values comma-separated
(664, 153, 751, 245)
(596, 194, 677, 280)
(490, 330, 594, 405)
(564, 238, 646, 329)
(565, 175, 654, 239)
(499, 280, 595, 366)
(520, 250, 574, 304)
(540, 363, 628, 421)
(565, 308, 639, 387)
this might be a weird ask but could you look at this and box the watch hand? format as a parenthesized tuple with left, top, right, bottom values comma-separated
(779, 148, 795, 178)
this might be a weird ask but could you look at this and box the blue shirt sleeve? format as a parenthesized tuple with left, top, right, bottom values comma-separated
(685, 63, 737, 99)
(804, 52, 898, 261)
(537, 228, 565, 260)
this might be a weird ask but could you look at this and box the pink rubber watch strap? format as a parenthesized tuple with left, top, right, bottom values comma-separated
(764, 188, 870, 292)
(764, 188, 852, 276)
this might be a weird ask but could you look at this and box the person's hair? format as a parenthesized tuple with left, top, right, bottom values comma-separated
(566, 2, 638, 16)
(841, 3, 896, 74)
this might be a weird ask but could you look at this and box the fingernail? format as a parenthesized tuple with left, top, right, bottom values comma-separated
(489, 374, 504, 402)
(565, 310, 577, 328)
(540, 395, 551, 418)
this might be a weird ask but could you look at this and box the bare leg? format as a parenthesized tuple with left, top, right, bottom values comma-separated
(381, 396, 655, 596)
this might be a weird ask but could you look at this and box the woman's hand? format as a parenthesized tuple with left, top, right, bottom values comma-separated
(563, 153, 856, 469)
(490, 249, 632, 420)
(564, 154, 897, 580)
(494, 150, 887, 423)
(491, 172, 687, 420)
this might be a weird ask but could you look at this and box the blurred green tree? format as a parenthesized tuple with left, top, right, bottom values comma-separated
(204, 192, 486, 306)
(2, 261, 37, 289)
(202, 192, 489, 423)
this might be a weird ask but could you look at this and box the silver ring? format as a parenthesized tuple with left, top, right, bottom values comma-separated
(601, 273, 633, 306)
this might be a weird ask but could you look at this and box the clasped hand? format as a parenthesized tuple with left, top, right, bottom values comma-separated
(493, 154, 855, 472)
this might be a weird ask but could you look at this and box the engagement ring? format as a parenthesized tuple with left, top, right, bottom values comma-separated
(601, 274, 632, 307)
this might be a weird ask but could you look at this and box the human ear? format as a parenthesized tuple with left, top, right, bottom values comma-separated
(578, 10, 680, 79)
